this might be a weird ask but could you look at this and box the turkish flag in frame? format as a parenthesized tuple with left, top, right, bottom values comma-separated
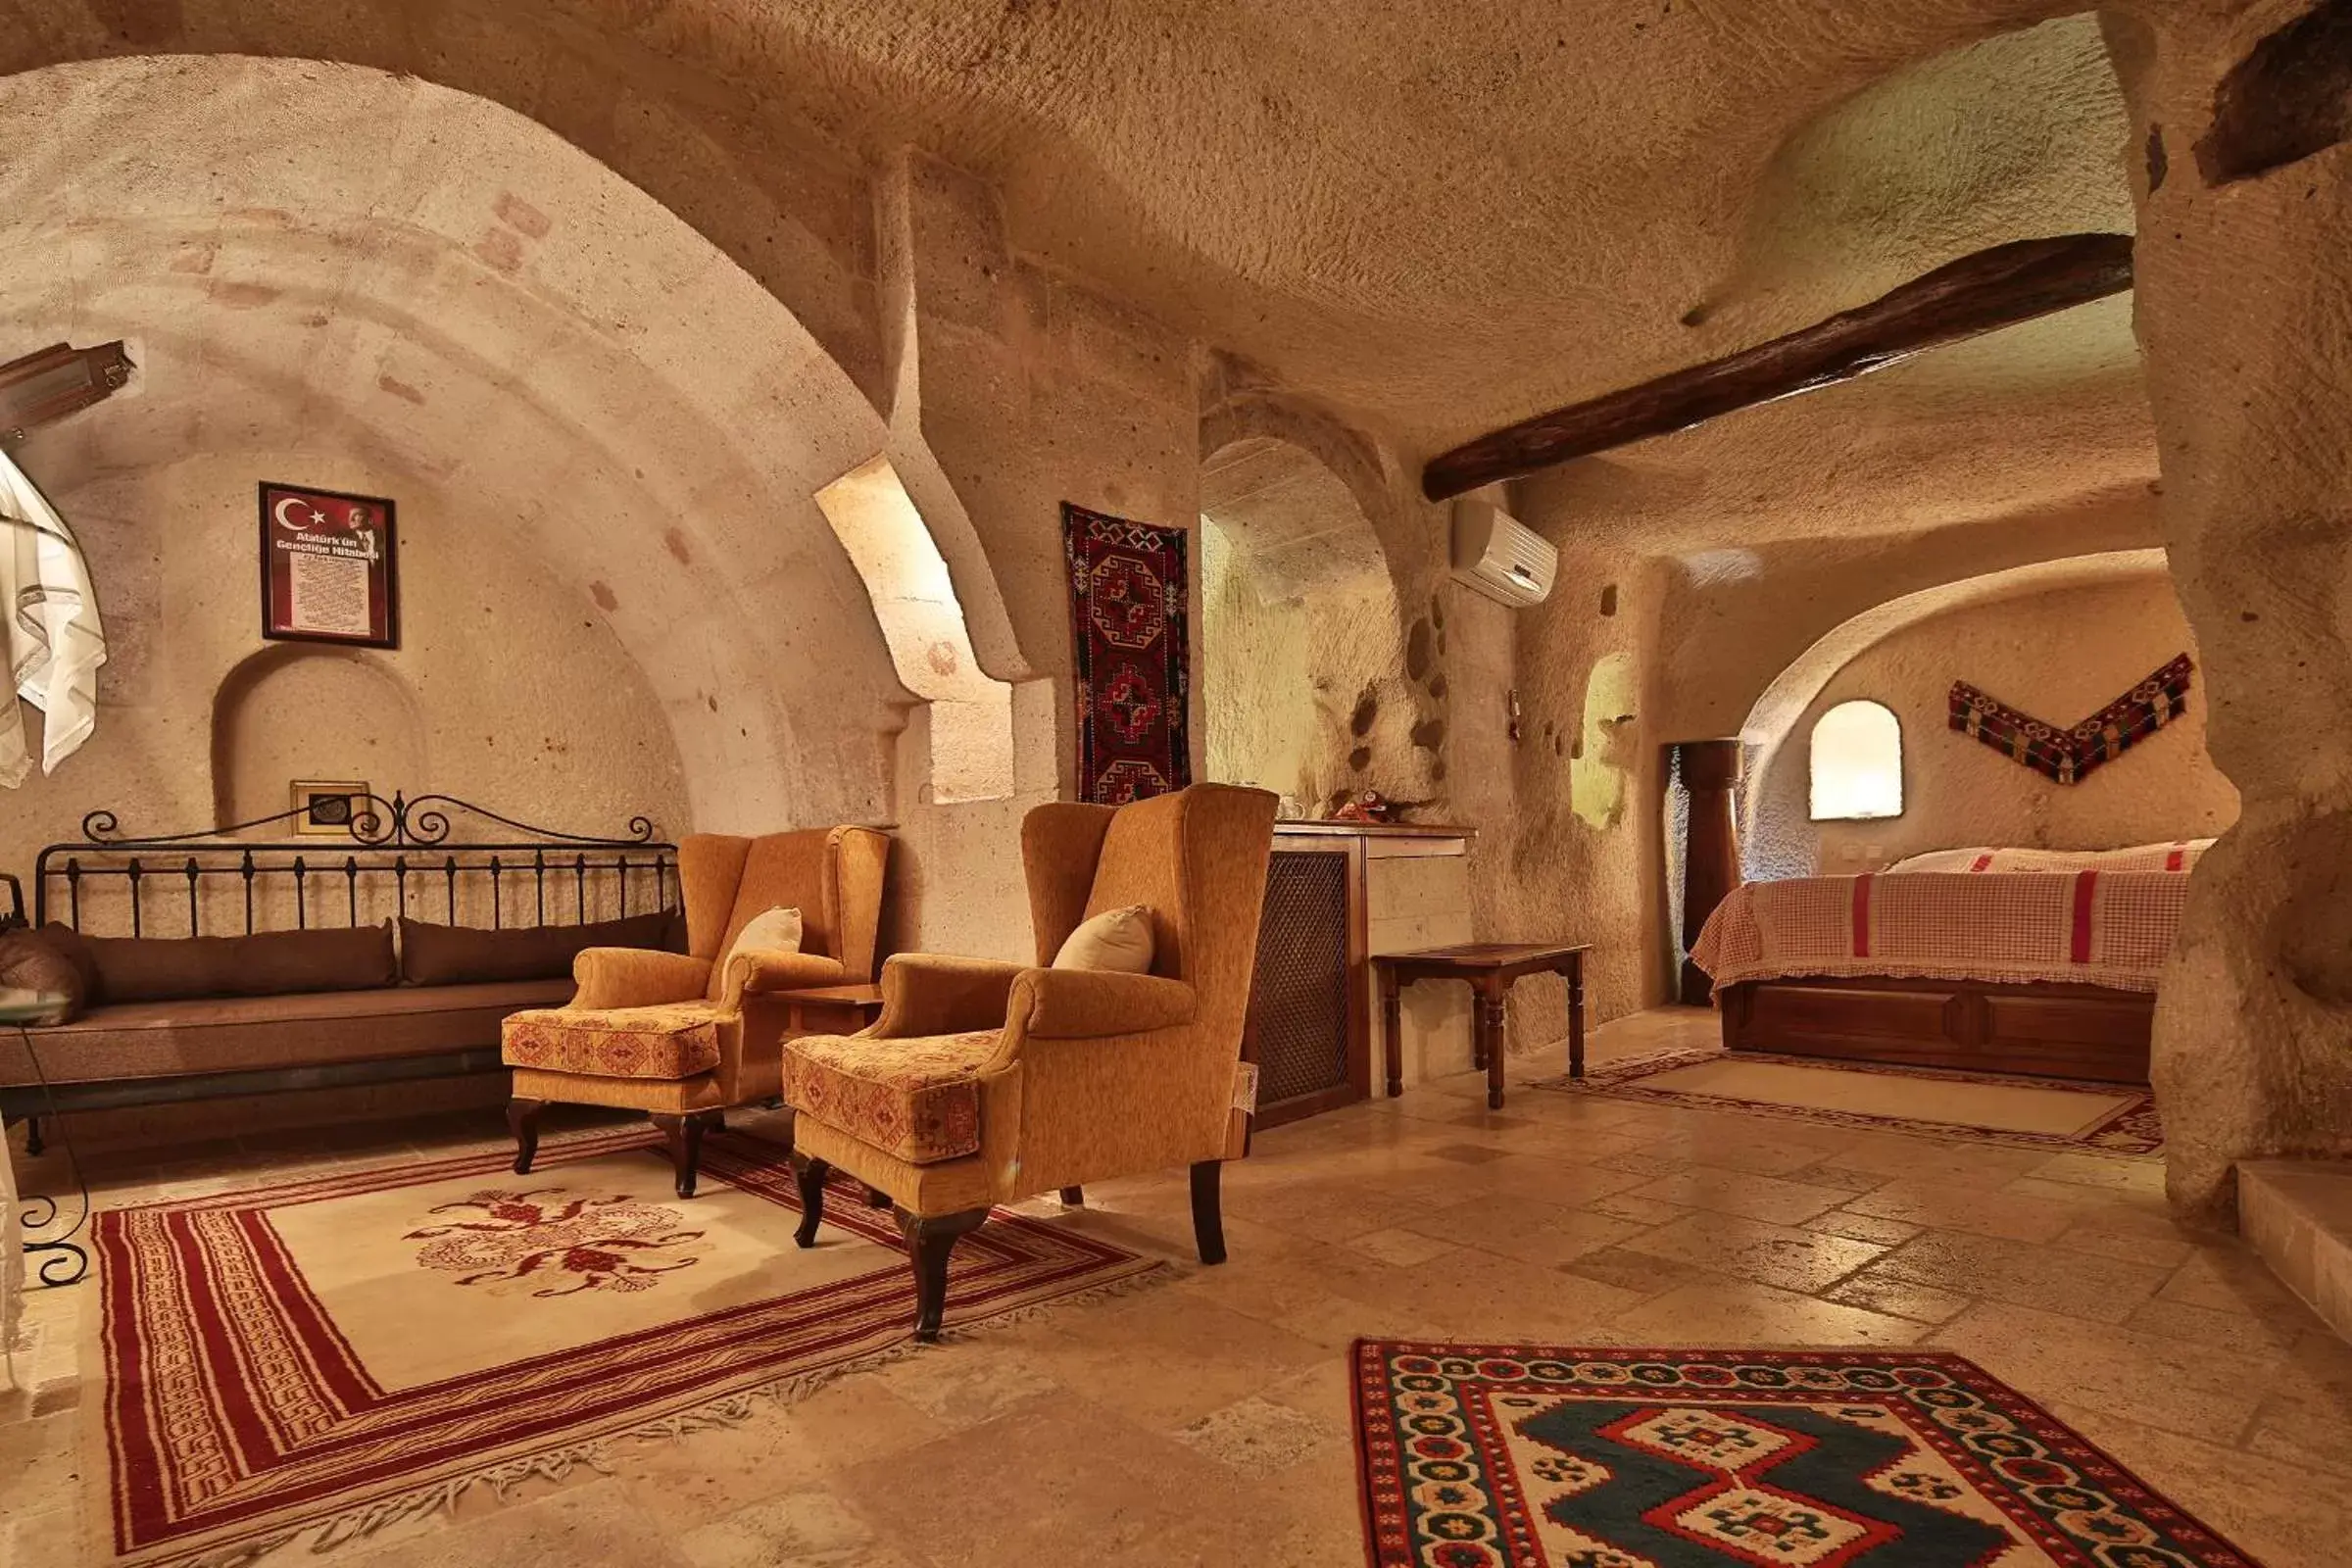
(259, 481, 400, 649)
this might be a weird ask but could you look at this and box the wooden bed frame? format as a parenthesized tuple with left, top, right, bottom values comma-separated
(1718, 974, 2153, 1085)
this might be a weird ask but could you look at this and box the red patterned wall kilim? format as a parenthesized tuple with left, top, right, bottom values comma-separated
(1948, 653, 2193, 783)
(1062, 503, 1191, 805)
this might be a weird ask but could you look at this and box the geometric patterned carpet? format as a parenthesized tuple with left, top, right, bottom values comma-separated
(1351, 1342, 2261, 1566)
(89, 1129, 1158, 1567)
(1527, 1047, 2164, 1157)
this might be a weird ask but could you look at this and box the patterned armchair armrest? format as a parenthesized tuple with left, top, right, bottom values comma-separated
(571, 947, 711, 1009)
(871, 954, 1026, 1038)
(717, 949, 849, 1008)
(1006, 968, 1197, 1042)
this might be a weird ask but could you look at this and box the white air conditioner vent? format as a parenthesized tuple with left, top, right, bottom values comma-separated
(1449, 499, 1557, 608)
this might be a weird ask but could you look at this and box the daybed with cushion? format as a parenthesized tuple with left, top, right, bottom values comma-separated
(0, 800, 690, 1149)
(0, 908, 679, 1146)
(1690, 839, 2212, 1084)
(503, 825, 890, 1197)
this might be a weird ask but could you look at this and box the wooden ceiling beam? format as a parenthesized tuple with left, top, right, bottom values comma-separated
(1420, 232, 2134, 502)
(0, 341, 136, 446)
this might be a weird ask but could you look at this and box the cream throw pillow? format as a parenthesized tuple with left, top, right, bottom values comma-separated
(726, 906, 804, 971)
(1053, 905, 1154, 973)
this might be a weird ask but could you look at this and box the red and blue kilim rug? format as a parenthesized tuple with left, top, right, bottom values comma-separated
(1352, 1342, 2261, 1567)
(1062, 502, 1191, 806)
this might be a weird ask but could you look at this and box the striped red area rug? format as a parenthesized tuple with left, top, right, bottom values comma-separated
(88, 1129, 1157, 1566)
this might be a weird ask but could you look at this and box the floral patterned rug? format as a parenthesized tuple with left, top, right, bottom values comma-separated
(1352, 1342, 2259, 1567)
(1526, 1046, 2163, 1156)
(87, 1128, 1157, 1567)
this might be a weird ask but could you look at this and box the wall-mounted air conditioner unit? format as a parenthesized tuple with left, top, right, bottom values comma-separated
(1449, 499, 1557, 609)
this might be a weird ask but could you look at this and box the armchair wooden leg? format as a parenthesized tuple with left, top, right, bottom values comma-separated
(863, 1184, 893, 1208)
(894, 1205, 989, 1343)
(789, 1153, 830, 1248)
(651, 1110, 721, 1199)
(507, 1098, 544, 1175)
(1190, 1160, 1227, 1266)
(1059, 1186, 1085, 1206)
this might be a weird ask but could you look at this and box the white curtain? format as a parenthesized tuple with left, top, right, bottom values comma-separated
(0, 448, 105, 785)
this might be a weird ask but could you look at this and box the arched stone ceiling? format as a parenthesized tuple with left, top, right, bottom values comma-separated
(3, 2, 2132, 466)
(0, 56, 916, 830)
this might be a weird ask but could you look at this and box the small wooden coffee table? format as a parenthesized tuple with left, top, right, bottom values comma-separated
(1374, 943, 1590, 1109)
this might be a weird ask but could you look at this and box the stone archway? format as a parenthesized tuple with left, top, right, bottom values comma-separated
(0, 56, 930, 843)
(1735, 548, 2170, 877)
(1196, 392, 1428, 813)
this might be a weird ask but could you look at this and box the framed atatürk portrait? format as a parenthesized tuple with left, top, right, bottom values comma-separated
(260, 482, 399, 648)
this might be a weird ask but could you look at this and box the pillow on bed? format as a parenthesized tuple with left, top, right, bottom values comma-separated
(1885, 841, 2213, 875)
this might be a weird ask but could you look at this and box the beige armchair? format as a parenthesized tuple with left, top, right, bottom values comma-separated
(779, 784, 1276, 1340)
(503, 826, 889, 1196)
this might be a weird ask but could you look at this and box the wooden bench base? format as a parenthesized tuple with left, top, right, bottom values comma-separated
(1718, 975, 2153, 1085)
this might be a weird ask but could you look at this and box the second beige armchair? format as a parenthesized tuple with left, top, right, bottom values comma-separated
(503, 826, 889, 1196)
(779, 784, 1277, 1340)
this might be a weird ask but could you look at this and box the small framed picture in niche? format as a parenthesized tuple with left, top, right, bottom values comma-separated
(260, 482, 399, 648)
(290, 781, 371, 837)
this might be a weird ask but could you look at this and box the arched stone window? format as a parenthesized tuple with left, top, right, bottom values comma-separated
(1808, 700, 1902, 821)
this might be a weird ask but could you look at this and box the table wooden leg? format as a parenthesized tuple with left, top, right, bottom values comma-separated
(1381, 968, 1403, 1098)
(1470, 978, 1488, 1072)
(1568, 956, 1587, 1081)
(1479, 985, 1507, 1110)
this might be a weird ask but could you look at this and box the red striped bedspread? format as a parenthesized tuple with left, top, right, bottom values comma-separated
(1690, 868, 2191, 994)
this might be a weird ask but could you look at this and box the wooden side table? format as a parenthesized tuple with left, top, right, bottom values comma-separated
(1374, 943, 1590, 1110)
(780, 982, 887, 1038)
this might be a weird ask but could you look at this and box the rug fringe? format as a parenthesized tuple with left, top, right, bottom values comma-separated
(149, 1260, 1172, 1568)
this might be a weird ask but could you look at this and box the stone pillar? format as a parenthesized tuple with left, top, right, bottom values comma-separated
(2103, 1, 2352, 1217)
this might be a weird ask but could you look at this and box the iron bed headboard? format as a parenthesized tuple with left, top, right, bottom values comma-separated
(32, 793, 675, 937)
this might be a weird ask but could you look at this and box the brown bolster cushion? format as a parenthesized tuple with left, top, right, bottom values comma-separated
(400, 909, 679, 986)
(85, 921, 399, 1004)
(0, 923, 96, 1023)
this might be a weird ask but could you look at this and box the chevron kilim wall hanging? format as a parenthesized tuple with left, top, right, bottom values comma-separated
(1948, 653, 2193, 784)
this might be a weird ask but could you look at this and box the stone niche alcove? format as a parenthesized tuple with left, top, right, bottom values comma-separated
(210, 645, 426, 828)
(1198, 434, 1410, 812)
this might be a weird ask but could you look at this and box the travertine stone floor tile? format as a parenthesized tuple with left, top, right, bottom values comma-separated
(1838, 1178, 2085, 1244)
(2045, 1400, 2349, 1568)
(1819, 1274, 1973, 1324)
(2157, 1248, 2311, 1316)
(1616, 1211, 1886, 1294)
(1451, 1153, 1653, 1208)
(673, 1490, 910, 1568)
(1347, 1226, 1464, 1268)
(1604, 1279, 1925, 1348)
(1402, 1195, 1645, 1271)
(830, 1393, 1287, 1568)
(1557, 1247, 1720, 1300)
(1175, 1393, 1339, 1469)
(1616, 1167, 1854, 1226)
(1585, 1191, 1690, 1226)
(1799, 1210, 1919, 1246)
(2124, 1294, 2306, 1353)
(1930, 1303, 2276, 1439)
(1853, 1228, 2171, 1323)
(994, 1287, 1328, 1430)
(2051, 1205, 2202, 1268)
(2236, 1328, 2352, 1481)
(2025, 1151, 2172, 1196)
(342, 1481, 692, 1568)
